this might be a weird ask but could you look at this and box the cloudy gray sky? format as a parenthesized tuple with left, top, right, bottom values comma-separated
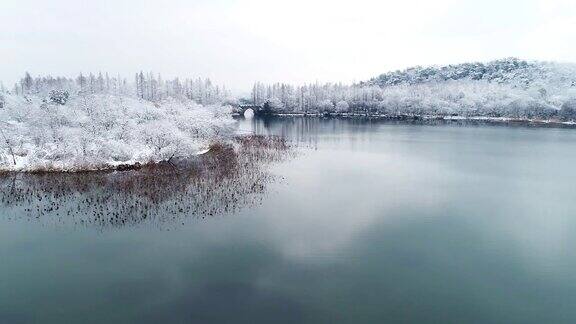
(2, 0, 575, 92)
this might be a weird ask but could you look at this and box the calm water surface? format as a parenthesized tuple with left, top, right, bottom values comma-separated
(2, 117, 576, 323)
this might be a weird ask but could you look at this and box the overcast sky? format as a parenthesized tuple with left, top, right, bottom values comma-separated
(2, 0, 576, 92)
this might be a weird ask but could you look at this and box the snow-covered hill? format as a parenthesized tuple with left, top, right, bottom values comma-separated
(365, 58, 576, 87)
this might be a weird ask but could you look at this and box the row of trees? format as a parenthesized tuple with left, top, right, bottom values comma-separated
(10, 72, 231, 105)
(14, 72, 128, 97)
(134, 72, 229, 104)
(252, 82, 380, 113)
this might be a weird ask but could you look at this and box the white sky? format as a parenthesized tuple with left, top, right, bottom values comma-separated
(1, 0, 575, 93)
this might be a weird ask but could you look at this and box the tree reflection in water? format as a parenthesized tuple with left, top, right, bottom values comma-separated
(0, 136, 291, 230)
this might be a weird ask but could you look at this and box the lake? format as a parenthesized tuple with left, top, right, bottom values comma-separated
(2, 117, 576, 323)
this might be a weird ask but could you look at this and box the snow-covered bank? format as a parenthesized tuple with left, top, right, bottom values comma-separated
(0, 93, 235, 172)
(258, 112, 576, 127)
(439, 115, 576, 126)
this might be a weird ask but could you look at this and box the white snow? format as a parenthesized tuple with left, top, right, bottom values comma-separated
(0, 93, 234, 172)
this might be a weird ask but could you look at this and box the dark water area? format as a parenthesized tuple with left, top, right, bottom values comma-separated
(2, 117, 576, 323)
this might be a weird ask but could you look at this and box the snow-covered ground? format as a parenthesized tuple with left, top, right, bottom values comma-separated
(0, 93, 234, 172)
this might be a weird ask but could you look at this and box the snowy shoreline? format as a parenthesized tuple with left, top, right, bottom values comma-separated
(0, 147, 212, 174)
(250, 112, 576, 127)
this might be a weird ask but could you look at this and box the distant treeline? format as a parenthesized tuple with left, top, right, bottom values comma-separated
(8, 71, 231, 105)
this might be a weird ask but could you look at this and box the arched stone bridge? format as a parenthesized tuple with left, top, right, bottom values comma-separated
(234, 104, 264, 115)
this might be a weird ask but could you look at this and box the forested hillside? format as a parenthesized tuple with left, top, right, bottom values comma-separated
(250, 58, 576, 120)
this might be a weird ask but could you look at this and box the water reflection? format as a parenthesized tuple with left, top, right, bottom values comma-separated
(0, 136, 291, 230)
(244, 115, 576, 147)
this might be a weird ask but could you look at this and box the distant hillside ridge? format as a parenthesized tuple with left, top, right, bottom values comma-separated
(363, 58, 576, 88)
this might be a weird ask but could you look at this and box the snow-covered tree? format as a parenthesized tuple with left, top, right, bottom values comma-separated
(335, 100, 349, 113)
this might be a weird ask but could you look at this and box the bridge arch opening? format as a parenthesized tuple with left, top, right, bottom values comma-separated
(243, 108, 255, 118)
